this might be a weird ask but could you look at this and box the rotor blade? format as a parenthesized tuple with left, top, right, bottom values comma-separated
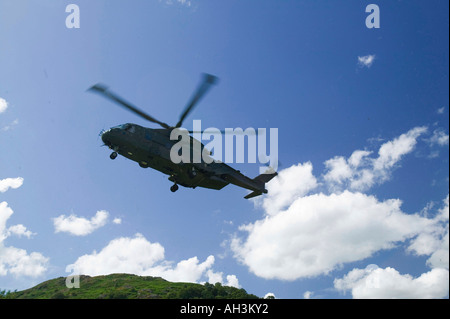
(88, 83, 171, 129)
(175, 73, 219, 128)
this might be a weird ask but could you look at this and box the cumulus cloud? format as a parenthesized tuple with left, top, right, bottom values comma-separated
(206, 270, 240, 288)
(0, 246, 49, 278)
(375, 126, 427, 169)
(358, 54, 376, 68)
(264, 292, 276, 299)
(206, 269, 241, 288)
(67, 234, 164, 276)
(427, 129, 449, 147)
(323, 126, 428, 191)
(334, 195, 449, 299)
(6, 224, 35, 239)
(303, 291, 313, 299)
(53, 210, 109, 236)
(232, 191, 432, 280)
(231, 125, 449, 295)
(67, 233, 239, 286)
(408, 195, 449, 270)
(159, 0, 192, 7)
(334, 265, 449, 299)
(261, 162, 317, 215)
(2, 119, 19, 132)
(176, 0, 191, 5)
(225, 274, 240, 288)
(0, 202, 49, 277)
(0, 97, 7, 113)
(0, 177, 24, 193)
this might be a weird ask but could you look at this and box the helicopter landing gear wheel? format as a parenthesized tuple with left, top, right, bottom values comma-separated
(110, 152, 118, 160)
(170, 184, 179, 193)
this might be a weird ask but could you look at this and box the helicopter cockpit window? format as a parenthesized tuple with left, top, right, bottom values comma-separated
(123, 124, 136, 133)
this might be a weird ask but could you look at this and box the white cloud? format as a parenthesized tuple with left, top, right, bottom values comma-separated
(153, 255, 215, 283)
(53, 210, 109, 236)
(335, 195, 449, 299)
(334, 265, 449, 299)
(0, 177, 24, 193)
(408, 195, 449, 270)
(358, 54, 376, 68)
(67, 234, 164, 276)
(437, 107, 445, 114)
(264, 292, 276, 299)
(160, 0, 192, 7)
(374, 126, 427, 171)
(0, 202, 14, 242)
(261, 162, 318, 216)
(231, 126, 448, 288)
(303, 291, 313, 299)
(67, 233, 239, 286)
(0, 97, 18, 131)
(2, 119, 19, 132)
(427, 129, 449, 147)
(0, 201, 48, 278)
(0, 97, 7, 113)
(232, 191, 432, 280)
(0, 246, 49, 278)
(225, 274, 240, 288)
(206, 269, 223, 284)
(176, 0, 191, 6)
(323, 126, 428, 191)
(112, 217, 122, 225)
(6, 224, 35, 239)
(206, 270, 240, 288)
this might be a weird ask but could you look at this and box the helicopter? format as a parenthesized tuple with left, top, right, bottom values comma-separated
(88, 73, 277, 199)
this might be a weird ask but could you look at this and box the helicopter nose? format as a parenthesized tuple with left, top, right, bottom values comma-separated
(101, 129, 112, 145)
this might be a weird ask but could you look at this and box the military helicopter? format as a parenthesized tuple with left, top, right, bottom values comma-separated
(88, 73, 277, 199)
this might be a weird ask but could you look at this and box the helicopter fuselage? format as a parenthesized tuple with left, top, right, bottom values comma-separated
(101, 123, 268, 193)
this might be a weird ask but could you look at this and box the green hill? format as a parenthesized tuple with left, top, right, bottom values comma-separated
(1, 273, 260, 299)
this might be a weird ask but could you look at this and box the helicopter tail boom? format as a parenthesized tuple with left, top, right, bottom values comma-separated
(243, 171, 278, 199)
(253, 171, 278, 187)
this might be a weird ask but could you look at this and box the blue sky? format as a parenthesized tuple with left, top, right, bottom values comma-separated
(0, 0, 448, 298)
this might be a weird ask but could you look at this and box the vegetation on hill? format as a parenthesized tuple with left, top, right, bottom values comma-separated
(0, 273, 260, 299)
